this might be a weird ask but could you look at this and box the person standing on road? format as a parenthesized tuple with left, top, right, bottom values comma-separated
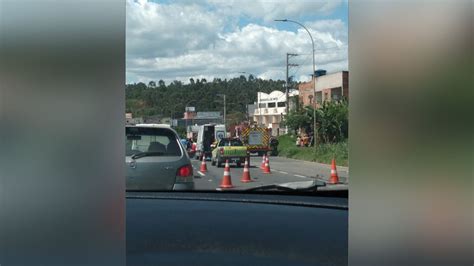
(186, 138, 192, 151)
(191, 139, 196, 152)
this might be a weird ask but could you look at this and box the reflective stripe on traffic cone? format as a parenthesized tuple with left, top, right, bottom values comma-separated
(199, 156, 207, 173)
(262, 155, 271, 174)
(328, 158, 339, 184)
(260, 154, 266, 169)
(240, 157, 253, 183)
(219, 159, 234, 188)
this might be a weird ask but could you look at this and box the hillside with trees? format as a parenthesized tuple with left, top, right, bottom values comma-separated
(126, 75, 287, 119)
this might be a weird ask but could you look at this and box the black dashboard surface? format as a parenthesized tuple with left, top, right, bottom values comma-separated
(127, 192, 348, 266)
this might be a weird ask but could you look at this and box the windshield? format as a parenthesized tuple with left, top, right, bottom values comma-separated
(125, 0, 349, 195)
(219, 139, 243, 147)
(126, 127, 182, 157)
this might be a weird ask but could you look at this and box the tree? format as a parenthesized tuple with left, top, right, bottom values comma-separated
(136, 82, 147, 90)
(283, 110, 311, 134)
(148, 81, 156, 88)
(227, 112, 246, 128)
(304, 100, 348, 143)
(126, 76, 287, 122)
(174, 126, 187, 139)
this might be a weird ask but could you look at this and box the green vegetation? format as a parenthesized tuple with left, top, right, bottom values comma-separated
(277, 134, 348, 166)
(279, 100, 348, 166)
(283, 99, 348, 143)
(174, 126, 186, 139)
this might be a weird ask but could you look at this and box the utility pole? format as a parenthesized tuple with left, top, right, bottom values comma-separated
(275, 19, 317, 149)
(286, 53, 299, 115)
(223, 94, 226, 130)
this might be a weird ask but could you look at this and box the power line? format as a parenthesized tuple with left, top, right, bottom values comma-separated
(289, 53, 312, 78)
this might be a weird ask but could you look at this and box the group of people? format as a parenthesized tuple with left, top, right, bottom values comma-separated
(296, 134, 312, 147)
(181, 138, 196, 153)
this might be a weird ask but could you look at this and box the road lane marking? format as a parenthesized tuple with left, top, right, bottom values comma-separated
(277, 171, 288, 174)
(208, 179, 212, 182)
(294, 174, 308, 178)
(197, 171, 205, 176)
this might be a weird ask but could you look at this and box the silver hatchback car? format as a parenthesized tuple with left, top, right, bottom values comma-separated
(126, 124, 195, 191)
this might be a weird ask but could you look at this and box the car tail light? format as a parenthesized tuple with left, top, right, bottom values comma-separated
(219, 148, 224, 155)
(176, 164, 193, 183)
(177, 164, 192, 177)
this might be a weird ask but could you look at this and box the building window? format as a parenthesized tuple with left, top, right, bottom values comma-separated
(331, 87, 342, 101)
(316, 91, 322, 103)
(259, 103, 266, 108)
(268, 102, 276, 108)
(277, 102, 286, 107)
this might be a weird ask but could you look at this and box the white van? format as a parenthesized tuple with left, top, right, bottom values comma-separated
(196, 124, 226, 160)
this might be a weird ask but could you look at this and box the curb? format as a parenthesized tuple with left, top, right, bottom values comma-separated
(275, 155, 349, 171)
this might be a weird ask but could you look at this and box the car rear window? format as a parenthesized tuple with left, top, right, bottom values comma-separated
(126, 127, 182, 156)
(219, 139, 243, 146)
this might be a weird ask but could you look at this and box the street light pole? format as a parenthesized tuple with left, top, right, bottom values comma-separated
(170, 106, 176, 126)
(185, 100, 196, 136)
(216, 94, 226, 131)
(275, 19, 317, 149)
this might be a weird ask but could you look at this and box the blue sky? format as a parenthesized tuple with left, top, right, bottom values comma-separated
(127, 0, 348, 84)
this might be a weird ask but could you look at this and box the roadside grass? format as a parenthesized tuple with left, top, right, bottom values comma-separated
(277, 134, 348, 166)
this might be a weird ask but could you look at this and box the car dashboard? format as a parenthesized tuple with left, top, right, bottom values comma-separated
(127, 192, 347, 266)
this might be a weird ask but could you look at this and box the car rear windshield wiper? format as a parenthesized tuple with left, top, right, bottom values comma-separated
(130, 151, 164, 159)
(245, 180, 326, 192)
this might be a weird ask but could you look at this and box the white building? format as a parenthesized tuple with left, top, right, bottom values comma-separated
(253, 90, 298, 136)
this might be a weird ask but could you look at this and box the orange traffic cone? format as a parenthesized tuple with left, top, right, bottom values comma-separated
(199, 156, 208, 173)
(240, 157, 253, 183)
(262, 155, 271, 174)
(219, 160, 234, 188)
(328, 158, 339, 184)
(260, 154, 266, 169)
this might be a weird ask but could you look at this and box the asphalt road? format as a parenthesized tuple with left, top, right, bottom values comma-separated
(191, 155, 349, 191)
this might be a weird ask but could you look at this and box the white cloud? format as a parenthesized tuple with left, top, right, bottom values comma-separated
(126, 0, 224, 58)
(126, 0, 348, 84)
(206, 0, 343, 22)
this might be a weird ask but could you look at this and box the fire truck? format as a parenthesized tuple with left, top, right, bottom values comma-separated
(238, 124, 271, 156)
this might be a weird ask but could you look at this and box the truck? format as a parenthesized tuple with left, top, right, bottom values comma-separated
(195, 124, 226, 160)
(211, 138, 248, 167)
(239, 125, 271, 156)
